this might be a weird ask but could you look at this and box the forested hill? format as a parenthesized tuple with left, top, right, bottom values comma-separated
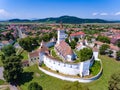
(4, 16, 118, 24)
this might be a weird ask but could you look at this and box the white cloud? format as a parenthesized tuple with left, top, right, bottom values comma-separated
(115, 12, 120, 16)
(0, 9, 9, 16)
(92, 13, 98, 16)
(100, 13, 108, 16)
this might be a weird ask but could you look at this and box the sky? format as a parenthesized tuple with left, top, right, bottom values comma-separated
(0, 0, 120, 20)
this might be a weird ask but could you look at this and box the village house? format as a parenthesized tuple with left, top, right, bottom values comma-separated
(29, 43, 49, 65)
(0, 41, 10, 49)
(70, 31, 85, 40)
(94, 41, 120, 58)
(110, 34, 120, 44)
(0, 39, 14, 49)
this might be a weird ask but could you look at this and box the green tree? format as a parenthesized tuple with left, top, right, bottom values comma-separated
(85, 35, 90, 41)
(3, 55, 23, 83)
(1, 45, 16, 57)
(28, 82, 43, 90)
(19, 37, 39, 52)
(74, 37, 79, 42)
(42, 34, 51, 42)
(65, 38, 69, 44)
(108, 71, 120, 90)
(49, 32, 54, 39)
(1, 45, 23, 84)
(99, 44, 110, 55)
(116, 51, 120, 60)
(97, 35, 110, 44)
(70, 40, 77, 49)
(108, 50, 113, 57)
(117, 41, 120, 48)
(78, 48, 93, 62)
(5, 32, 15, 40)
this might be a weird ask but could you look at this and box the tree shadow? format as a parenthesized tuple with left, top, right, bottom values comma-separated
(17, 72, 34, 86)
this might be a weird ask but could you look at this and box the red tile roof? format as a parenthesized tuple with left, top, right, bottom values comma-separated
(109, 44, 120, 51)
(70, 31, 85, 37)
(29, 49, 40, 58)
(2, 41, 9, 45)
(29, 45, 49, 58)
(55, 41, 74, 57)
(95, 41, 120, 51)
(94, 41, 104, 46)
(22, 60, 29, 65)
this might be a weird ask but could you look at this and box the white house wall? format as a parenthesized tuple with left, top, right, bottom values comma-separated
(42, 54, 94, 76)
(93, 52, 99, 60)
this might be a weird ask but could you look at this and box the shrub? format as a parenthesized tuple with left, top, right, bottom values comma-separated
(56, 70, 59, 73)
(28, 82, 43, 90)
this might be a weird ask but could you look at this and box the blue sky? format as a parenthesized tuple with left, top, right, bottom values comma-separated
(0, 0, 120, 20)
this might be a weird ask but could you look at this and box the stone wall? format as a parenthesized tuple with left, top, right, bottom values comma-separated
(38, 59, 102, 83)
(41, 54, 94, 76)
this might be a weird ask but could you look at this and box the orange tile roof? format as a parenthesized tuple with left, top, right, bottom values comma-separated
(95, 41, 120, 51)
(94, 41, 104, 46)
(55, 41, 74, 57)
(29, 45, 49, 58)
(109, 44, 120, 51)
(2, 41, 9, 44)
(70, 31, 85, 37)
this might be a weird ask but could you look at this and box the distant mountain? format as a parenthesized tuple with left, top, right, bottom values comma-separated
(32, 16, 111, 23)
(8, 19, 31, 22)
(3, 15, 120, 23)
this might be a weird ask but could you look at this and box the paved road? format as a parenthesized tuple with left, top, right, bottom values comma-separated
(9, 85, 18, 90)
(0, 67, 4, 80)
(0, 85, 18, 90)
(16, 26, 24, 38)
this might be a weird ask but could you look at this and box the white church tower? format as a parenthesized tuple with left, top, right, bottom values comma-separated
(57, 23, 67, 44)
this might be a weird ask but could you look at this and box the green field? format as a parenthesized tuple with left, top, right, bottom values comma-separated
(19, 55, 120, 90)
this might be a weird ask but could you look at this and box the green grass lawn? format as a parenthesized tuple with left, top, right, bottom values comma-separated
(90, 61, 101, 76)
(0, 79, 5, 85)
(20, 55, 120, 90)
(0, 51, 3, 66)
(85, 55, 120, 90)
(51, 48, 63, 61)
(20, 65, 72, 90)
(21, 50, 28, 61)
(16, 48, 28, 61)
